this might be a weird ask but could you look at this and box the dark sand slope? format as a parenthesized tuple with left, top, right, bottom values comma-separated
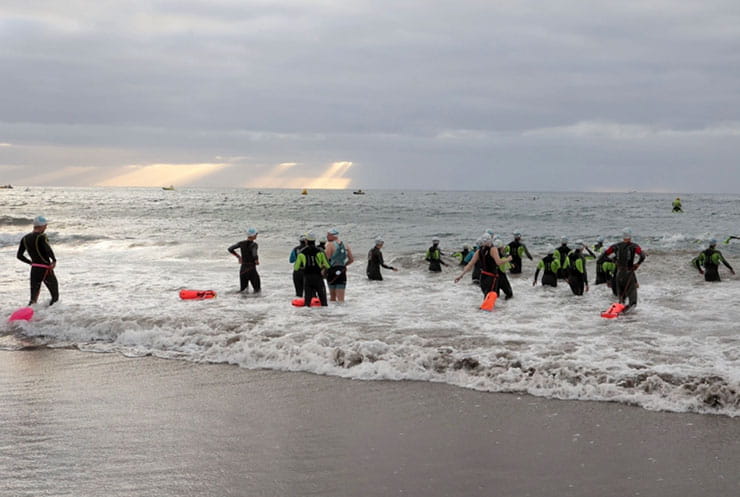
(1, 349, 737, 497)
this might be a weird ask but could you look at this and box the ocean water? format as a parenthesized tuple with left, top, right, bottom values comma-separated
(1, 187, 739, 416)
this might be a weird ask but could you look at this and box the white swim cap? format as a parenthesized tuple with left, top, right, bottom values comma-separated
(560, 236, 568, 243)
(246, 227, 257, 236)
(432, 237, 440, 243)
(622, 228, 632, 238)
(494, 238, 504, 248)
(596, 236, 604, 243)
(33, 215, 48, 227)
(328, 228, 339, 236)
(546, 244, 555, 254)
(375, 237, 384, 245)
(708, 238, 717, 246)
(513, 231, 521, 237)
(305, 232, 316, 242)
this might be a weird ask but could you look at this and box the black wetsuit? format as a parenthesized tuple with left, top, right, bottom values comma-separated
(17, 231, 59, 305)
(555, 244, 571, 279)
(301, 245, 328, 306)
(566, 250, 588, 296)
(228, 240, 261, 292)
(477, 247, 501, 296)
(367, 246, 394, 281)
(472, 255, 482, 284)
(604, 241, 645, 308)
(507, 239, 532, 274)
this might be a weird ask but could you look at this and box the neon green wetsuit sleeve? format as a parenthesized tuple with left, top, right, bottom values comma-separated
(293, 253, 305, 271)
(551, 258, 561, 272)
(575, 258, 585, 274)
(316, 251, 330, 269)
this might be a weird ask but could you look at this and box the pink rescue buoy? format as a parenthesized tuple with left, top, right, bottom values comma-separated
(8, 307, 34, 322)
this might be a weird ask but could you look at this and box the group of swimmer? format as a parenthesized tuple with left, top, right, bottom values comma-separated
(452, 230, 650, 309)
(14, 216, 737, 313)
(228, 227, 362, 307)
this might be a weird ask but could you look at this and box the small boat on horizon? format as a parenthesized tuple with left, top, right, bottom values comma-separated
(162, 185, 175, 191)
(352, 189, 365, 195)
(0, 184, 13, 189)
(301, 188, 308, 195)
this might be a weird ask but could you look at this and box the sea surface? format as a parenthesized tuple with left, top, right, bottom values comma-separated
(1, 187, 739, 416)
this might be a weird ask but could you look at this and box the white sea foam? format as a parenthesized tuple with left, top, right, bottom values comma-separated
(1, 187, 738, 416)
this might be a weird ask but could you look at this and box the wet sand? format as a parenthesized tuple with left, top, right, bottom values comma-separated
(1, 348, 738, 497)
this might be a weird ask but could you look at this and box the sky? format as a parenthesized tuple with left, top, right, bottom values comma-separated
(1, 0, 740, 192)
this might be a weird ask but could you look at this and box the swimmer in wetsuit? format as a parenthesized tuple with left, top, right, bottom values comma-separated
(533, 245, 560, 287)
(692, 239, 735, 281)
(493, 238, 514, 299)
(602, 228, 646, 310)
(228, 227, 261, 293)
(553, 236, 571, 280)
(454, 234, 512, 297)
(507, 232, 533, 274)
(426, 238, 447, 272)
(325, 228, 354, 302)
(294, 232, 330, 306)
(289, 235, 307, 297)
(563, 240, 590, 295)
(366, 238, 397, 281)
(17, 215, 59, 305)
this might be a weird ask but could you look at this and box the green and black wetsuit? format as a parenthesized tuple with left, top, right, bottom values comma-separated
(534, 254, 560, 287)
(595, 252, 616, 292)
(553, 243, 571, 279)
(294, 243, 330, 306)
(693, 248, 734, 282)
(507, 239, 533, 274)
(426, 244, 446, 272)
(563, 249, 588, 295)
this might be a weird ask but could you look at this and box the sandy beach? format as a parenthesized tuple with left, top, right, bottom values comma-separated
(1, 348, 737, 497)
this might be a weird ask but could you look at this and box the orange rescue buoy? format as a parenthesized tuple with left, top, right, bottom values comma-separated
(179, 289, 217, 300)
(480, 291, 498, 311)
(292, 297, 322, 307)
(601, 302, 626, 319)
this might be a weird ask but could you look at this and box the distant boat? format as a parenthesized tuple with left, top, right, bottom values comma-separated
(162, 185, 175, 191)
(0, 184, 13, 189)
(352, 189, 366, 195)
(301, 189, 308, 195)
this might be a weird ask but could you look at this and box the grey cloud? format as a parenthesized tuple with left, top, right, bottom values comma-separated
(1, 1, 740, 191)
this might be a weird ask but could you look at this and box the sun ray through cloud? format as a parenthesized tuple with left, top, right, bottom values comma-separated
(95, 163, 229, 187)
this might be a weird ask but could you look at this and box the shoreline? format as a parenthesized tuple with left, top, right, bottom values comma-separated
(2, 348, 738, 497)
